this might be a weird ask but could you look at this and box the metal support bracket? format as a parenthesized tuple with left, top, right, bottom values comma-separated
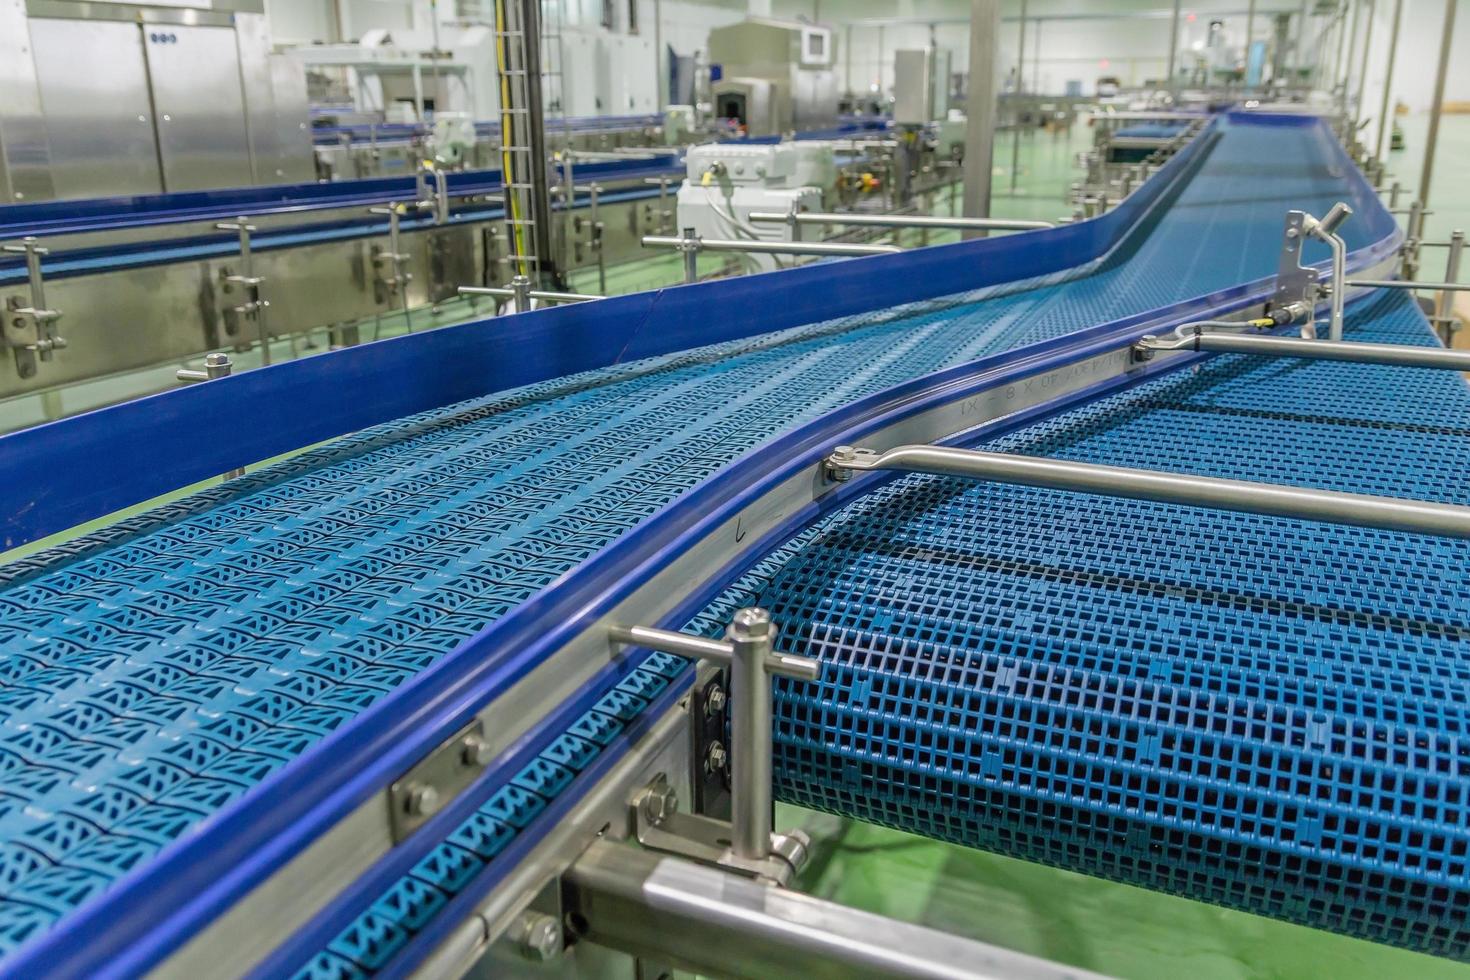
(215, 218, 272, 365)
(608, 609, 820, 883)
(387, 718, 497, 843)
(630, 774, 810, 887)
(1273, 205, 1352, 340)
(2, 236, 65, 379)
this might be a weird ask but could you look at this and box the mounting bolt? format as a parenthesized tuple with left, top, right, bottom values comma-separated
(641, 783, 679, 825)
(461, 734, 494, 767)
(704, 683, 727, 716)
(404, 782, 440, 817)
(705, 741, 728, 774)
(512, 911, 563, 962)
(826, 445, 857, 483)
(729, 607, 771, 640)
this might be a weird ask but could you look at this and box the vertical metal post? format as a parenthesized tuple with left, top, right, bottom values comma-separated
(176, 352, 246, 481)
(1406, 199, 1424, 278)
(1245, 0, 1257, 89)
(1351, 0, 1375, 140)
(1294, 0, 1309, 85)
(1338, 0, 1358, 108)
(1389, 181, 1402, 210)
(1165, 0, 1182, 94)
(1437, 229, 1464, 333)
(961, 0, 1000, 235)
(1334, 0, 1352, 105)
(216, 217, 270, 367)
(1008, 1, 1026, 195)
(511, 274, 532, 313)
(1420, 0, 1457, 214)
(726, 608, 773, 861)
(387, 205, 412, 332)
(1373, 0, 1403, 162)
(680, 226, 699, 284)
(589, 183, 606, 296)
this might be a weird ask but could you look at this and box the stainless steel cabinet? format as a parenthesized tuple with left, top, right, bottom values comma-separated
(30, 19, 163, 197)
(145, 25, 256, 191)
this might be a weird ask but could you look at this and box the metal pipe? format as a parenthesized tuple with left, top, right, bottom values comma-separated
(1140, 330, 1470, 370)
(828, 445, 1470, 539)
(565, 840, 1109, 980)
(606, 623, 820, 682)
(1165, 0, 1182, 93)
(1306, 203, 1350, 340)
(1373, 0, 1403, 162)
(457, 285, 605, 305)
(679, 226, 699, 283)
(1420, 0, 1457, 212)
(1009, 0, 1027, 194)
(643, 235, 903, 258)
(511, 274, 532, 313)
(727, 609, 771, 862)
(1348, 278, 1470, 292)
(1437, 229, 1465, 332)
(1351, 0, 1375, 138)
(747, 211, 1054, 231)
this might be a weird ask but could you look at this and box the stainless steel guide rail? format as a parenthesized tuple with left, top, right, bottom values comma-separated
(746, 210, 1057, 233)
(1136, 329, 1470, 370)
(823, 445, 1470, 540)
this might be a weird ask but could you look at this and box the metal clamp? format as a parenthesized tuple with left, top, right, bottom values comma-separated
(2, 236, 66, 379)
(215, 217, 272, 365)
(608, 608, 820, 883)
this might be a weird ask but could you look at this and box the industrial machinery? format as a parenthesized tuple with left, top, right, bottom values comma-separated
(4, 106, 1470, 980)
(709, 18, 840, 137)
(675, 144, 826, 273)
(0, 153, 685, 423)
(0, 1, 314, 202)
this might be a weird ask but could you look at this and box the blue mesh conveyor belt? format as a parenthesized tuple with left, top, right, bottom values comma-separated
(720, 289, 1470, 958)
(0, 116, 1392, 965)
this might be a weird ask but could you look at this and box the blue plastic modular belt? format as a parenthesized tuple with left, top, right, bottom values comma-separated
(713, 289, 1470, 960)
(0, 118, 1375, 965)
(1114, 122, 1191, 139)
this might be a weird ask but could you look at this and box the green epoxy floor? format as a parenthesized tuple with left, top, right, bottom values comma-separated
(8, 116, 1470, 977)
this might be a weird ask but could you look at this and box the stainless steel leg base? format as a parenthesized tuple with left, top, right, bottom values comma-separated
(631, 774, 809, 887)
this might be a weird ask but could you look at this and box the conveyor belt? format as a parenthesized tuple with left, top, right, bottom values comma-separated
(0, 116, 1387, 965)
(735, 288, 1470, 959)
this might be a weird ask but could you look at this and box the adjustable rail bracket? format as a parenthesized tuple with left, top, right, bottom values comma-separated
(630, 774, 810, 886)
(3, 236, 65, 380)
(1273, 204, 1352, 340)
(608, 609, 821, 886)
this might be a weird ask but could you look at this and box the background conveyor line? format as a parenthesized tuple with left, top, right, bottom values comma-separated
(0, 113, 1404, 971)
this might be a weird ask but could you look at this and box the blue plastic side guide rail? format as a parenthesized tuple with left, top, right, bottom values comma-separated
(4, 110, 1458, 977)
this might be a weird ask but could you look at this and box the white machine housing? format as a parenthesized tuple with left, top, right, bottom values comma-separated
(676, 143, 826, 272)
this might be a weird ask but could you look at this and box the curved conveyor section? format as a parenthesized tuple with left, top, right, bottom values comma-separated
(0, 114, 1418, 973)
